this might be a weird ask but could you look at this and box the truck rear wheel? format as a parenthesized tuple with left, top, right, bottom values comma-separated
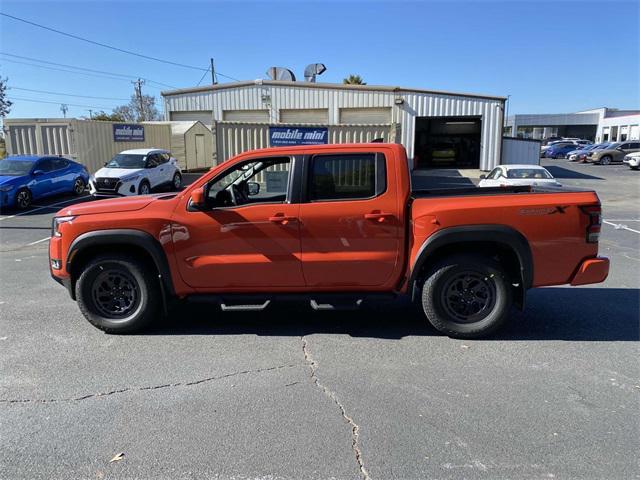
(75, 254, 160, 334)
(420, 254, 513, 339)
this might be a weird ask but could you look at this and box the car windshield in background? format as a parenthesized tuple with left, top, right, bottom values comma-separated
(106, 154, 147, 169)
(507, 169, 553, 179)
(0, 159, 35, 176)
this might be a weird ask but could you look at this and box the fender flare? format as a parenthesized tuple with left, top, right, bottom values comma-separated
(67, 229, 175, 299)
(408, 225, 533, 299)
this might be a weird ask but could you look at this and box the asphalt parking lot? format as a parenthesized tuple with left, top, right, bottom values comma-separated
(1, 162, 638, 479)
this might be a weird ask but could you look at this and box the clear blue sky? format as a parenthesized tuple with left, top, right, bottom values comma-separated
(1, 0, 638, 119)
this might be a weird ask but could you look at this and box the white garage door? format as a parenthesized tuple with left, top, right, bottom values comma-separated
(279, 109, 328, 124)
(339, 107, 392, 124)
(222, 110, 270, 122)
(170, 111, 213, 126)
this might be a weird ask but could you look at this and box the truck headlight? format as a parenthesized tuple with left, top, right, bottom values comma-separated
(0, 185, 14, 192)
(52, 216, 75, 237)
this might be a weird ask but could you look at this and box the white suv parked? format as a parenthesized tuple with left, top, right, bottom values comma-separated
(89, 148, 182, 196)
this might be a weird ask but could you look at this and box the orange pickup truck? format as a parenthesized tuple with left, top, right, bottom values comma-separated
(49, 143, 609, 338)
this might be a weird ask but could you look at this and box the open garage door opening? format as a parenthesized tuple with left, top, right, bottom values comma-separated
(414, 116, 482, 169)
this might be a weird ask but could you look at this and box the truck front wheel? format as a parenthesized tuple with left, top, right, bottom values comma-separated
(420, 254, 513, 339)
(75, 254, 160, 333)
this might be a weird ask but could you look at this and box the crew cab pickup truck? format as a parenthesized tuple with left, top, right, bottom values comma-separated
(49, 144, 609, 338)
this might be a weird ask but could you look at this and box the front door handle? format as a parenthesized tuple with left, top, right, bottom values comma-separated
(269, 214, 297, 225)
(364, 211, 393, 223)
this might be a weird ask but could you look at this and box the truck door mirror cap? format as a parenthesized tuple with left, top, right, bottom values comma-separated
(190, 187, 206, 208)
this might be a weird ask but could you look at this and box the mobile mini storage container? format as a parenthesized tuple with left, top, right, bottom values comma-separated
(4, 118, 173, 173)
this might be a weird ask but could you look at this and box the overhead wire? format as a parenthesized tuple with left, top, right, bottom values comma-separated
(0, 13, 241, 81)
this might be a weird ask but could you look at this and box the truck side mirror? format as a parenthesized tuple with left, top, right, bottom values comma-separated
(247, 181, 260, 196)
(190, 187, 206, 209)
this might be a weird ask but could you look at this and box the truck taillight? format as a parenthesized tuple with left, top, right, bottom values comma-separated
(581, 205, 601, 243)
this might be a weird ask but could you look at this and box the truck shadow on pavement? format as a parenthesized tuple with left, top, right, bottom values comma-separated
(544, 165, 604, 180)
(155, 287, 639, 342)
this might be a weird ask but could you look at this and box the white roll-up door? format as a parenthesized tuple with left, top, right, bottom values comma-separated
(170, 111, 213, 126)
(222, 110, 270, 122)
(339, 107, 392, 124)
(279, 109, 329, 124)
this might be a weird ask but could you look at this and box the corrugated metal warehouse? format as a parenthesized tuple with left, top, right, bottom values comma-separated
(162, 80, 508, 171)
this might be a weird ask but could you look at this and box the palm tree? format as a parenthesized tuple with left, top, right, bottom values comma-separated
(343, 74, 366, 85)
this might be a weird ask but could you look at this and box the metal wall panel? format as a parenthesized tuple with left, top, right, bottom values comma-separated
(501, 138, 541, 165)
(280, 109, 328, 123)
(339, 107, 392, 124)
(222, 110, 270, 122)
(8, 125, 37, 154)
(215, 122, 396, 164)
(170, 110, 213, 126)
(41, 125, 71, 154)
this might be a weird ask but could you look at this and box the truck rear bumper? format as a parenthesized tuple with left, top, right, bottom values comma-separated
(570, 257, 609, 286)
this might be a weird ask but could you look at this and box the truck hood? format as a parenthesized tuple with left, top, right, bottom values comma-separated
(57, 194, 173, 216)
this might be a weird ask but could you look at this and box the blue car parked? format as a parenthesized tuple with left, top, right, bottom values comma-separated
(0, 155, 90, 210)
(544, 143, 583, 159)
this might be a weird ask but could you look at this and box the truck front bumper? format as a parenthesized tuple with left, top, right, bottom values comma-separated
(570, 257, 610, 286)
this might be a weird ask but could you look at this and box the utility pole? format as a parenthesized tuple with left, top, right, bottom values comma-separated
(60, 104, 68, 118)
(87, 109, 93, 119)
(132, 78, 145, 121)
(210, 58, 217, 85)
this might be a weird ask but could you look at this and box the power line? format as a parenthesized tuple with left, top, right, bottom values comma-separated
(0, 52, 177, 89)
(0, 12, 241, 81)
(7, 96, 118, 110)
(196, 65, 210, 86)
(9, 86, 130, 101)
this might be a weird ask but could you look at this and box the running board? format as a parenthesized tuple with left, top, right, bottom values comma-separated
(220, 300, 271, 312)
(310, 298, 363, 311)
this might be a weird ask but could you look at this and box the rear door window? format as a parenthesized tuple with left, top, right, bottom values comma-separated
(308, 153, 386, 201)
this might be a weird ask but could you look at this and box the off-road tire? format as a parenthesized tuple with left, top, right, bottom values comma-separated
(420, 254, 513, 339)
(75, 254, 160, 334)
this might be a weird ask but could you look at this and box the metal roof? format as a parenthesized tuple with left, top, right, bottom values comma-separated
(161, 80, 506, 102)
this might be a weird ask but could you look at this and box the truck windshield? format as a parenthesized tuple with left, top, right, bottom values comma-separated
(106, 154, 146, 169)
(0, 159, 35, 176)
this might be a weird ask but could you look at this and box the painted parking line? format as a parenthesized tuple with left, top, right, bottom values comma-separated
(26, 236, 51, 246)
(0, 197, 86, 221)
(603, 220, 640, 234)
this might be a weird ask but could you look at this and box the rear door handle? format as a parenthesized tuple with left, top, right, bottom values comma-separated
(364, 211, 393, 223)
(269, 214, 297, 225)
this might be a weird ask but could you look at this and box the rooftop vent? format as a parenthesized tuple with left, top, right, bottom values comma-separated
(304, 63, 327, 82)
(266, 67, 296, 82)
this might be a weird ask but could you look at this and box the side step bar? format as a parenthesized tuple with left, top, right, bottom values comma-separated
(220, 300, 271, 312)
(310, 299, 363, 311)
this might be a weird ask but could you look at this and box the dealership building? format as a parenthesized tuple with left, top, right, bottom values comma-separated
(162, 80, 525, 171)
(506, 108, 640, 143)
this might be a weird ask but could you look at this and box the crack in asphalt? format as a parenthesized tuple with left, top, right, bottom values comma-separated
(0, 363, 303, 404)
(301, 336, 370, 480)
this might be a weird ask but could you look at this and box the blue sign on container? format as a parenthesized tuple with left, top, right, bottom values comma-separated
(113, 123, 145, 142)
(269, 126, 328, 146)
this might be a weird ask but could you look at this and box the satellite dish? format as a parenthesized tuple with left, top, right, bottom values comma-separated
(304, 63, 327, 82)
(266, 67, 296, 81)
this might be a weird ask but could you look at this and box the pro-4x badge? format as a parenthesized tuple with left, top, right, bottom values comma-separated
(519, 206, 570, 216)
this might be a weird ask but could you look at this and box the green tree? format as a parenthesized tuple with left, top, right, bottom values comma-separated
(90, 111, 126, 122)
(0, 77, 12, 117)
(343, 74, 366, 85)
(113, 94, 161, 122)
